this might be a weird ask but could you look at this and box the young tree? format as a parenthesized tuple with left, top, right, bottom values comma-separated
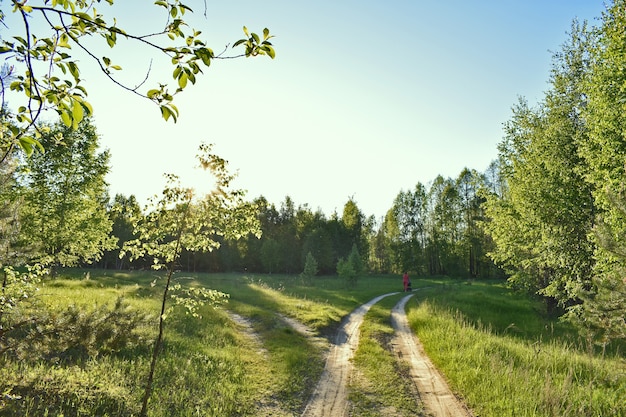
(0, 1, 275, 159)
(18, 118, 116, 267)
(121, 143, 261, 416)
(337, 244, 363, 287)
(300, 251, 318, 285)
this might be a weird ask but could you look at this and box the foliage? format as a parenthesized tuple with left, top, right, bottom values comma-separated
(260, 238, 282, 273)
(17, 118, 116, 267)
(573, 188, 626, 345)
(0, 0, 275, 158)
(121, 143, 261, 416)
(573, 0, 626, 342)
(484, 21, 596, 312)
(4, 296, 150, 362)
(337, 244, 363, 287)
(102, 194, 143, 270)
(0, 264, 46, 355)
(300, 251, 318, 285)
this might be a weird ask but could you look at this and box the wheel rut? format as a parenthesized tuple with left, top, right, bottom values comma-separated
(231, 291, 473, 416)
(390, 294, 473, 417)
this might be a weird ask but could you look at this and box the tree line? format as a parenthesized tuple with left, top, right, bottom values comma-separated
(97, 169, 500, 280)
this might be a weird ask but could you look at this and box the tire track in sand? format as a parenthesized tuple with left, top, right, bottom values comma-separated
(301, 292, 398, 417)
(390, 293, 473, 417)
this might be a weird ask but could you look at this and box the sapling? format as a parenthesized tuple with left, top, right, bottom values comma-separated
(121, 143, 262, 416)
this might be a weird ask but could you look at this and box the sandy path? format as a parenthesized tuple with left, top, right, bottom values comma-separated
(390, 293, 472, 417)
(301, 292, 398, 417)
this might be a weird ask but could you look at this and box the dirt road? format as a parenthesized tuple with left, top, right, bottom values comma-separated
(301, 292, 472, 417)
(301, 293, 398, 417)
(390, 294, 472, 417)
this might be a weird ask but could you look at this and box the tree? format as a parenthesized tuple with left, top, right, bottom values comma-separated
(386, 184, 428, 274)
(0, 1, 275, 159)
(102, 194, 143, 270)
(17, 118, 116, 267)
(485, 21, 596, 311)
(575, 0, 626, 342)
(337, 243, 363, 287)
(425, 175, 462, 275)
(122, 143, 261, 416)
(300, 251, 318, 285)
(260, 238, 282, 273)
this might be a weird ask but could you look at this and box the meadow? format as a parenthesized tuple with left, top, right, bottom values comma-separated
(0, 270, 623, 416)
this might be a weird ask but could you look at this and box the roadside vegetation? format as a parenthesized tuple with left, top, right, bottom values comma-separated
(407, 281, 625, 417)
(1, 270, 623, 416)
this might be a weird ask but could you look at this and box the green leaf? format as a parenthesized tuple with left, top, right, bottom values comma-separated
(178, 72, 188, 89)
(18, 136, 43, 156)
(60, 110, 72, 127)
(72, 99, 84, 123)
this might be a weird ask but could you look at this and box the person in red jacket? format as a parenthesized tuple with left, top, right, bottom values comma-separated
(403, 272, 410, 292)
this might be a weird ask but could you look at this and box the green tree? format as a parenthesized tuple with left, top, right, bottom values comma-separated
(337, 243, 363, 287)
(386, 184, 428, 274)
(0, 1, 275, 158)
(260, 238, 282, 273)
(425, 175, 462, 275)
(18, 118, 116, 267)
(341, 197, 366, 258)
(102, 194, 143, 270)
(122, 143, 261, 416)
(575, 0, 626, 341)
(456, 168, 493, 277)
(485, 21, 595, 311)
(300, 251, 318, 285)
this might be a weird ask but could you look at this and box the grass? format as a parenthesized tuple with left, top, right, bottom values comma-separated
(406, 280, 626, 417)
(0, 269, 406, 416)
(350, 294, 426, 416)
(1, 270, 623, 416)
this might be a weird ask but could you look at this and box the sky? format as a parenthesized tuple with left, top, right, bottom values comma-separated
(5, 1, 609, 220)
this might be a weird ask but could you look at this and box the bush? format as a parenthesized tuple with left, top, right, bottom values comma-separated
(4, 297, 151, 362)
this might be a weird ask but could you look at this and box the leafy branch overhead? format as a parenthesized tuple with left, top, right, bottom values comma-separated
(0, 0, 275, 156)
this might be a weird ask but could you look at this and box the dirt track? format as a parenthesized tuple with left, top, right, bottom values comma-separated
(231, 291, 472, 416)
(301, 293, 397, 417)
(390, 294, 472, 417)
(301, 292, 472, 417)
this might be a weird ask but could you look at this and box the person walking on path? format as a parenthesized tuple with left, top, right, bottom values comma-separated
(403, 272, 410, 292)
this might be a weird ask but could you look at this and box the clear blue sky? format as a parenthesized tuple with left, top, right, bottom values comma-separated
(12, 1, 608, 220)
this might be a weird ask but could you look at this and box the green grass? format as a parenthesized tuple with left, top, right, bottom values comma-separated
(1, 270, 623, 416)
(0, 269, 407, 416)
(407, 280, 626, 417)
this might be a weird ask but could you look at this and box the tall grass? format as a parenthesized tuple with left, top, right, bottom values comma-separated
(407, 281, 626, 417)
